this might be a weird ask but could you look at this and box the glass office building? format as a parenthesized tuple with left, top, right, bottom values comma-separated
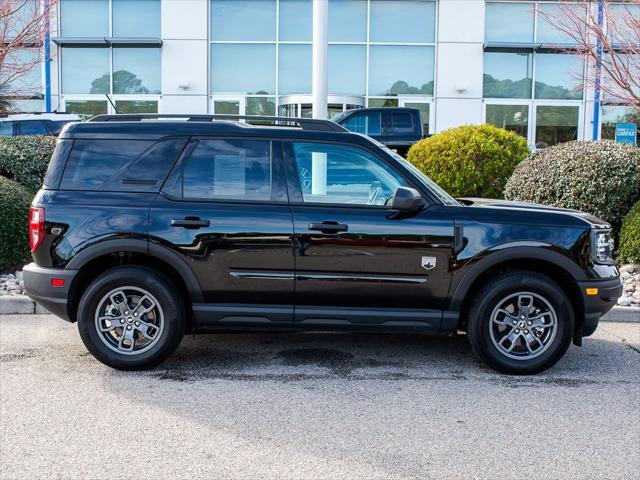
(5, 0, 639, 148)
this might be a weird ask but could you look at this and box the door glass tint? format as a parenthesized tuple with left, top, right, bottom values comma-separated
(390, 112, 414, 133)
(343, 112, 382, 135)
(17, 121, 49, 135)
(291, 142, 406, 206)
(182, 140, 272, 201)
(486, 104, 529, 138)
(535, 106, 579, 148)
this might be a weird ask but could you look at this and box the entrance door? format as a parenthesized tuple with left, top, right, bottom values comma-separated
(284, 140, 455, 329)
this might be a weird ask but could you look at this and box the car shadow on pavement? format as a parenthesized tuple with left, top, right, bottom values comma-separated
(143, 331, 476, 382)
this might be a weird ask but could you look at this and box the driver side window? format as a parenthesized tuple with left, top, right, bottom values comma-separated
(291, 142, 406, 206)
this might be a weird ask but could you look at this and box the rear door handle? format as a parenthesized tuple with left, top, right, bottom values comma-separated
(308, 221, 348, 233)
(170, 217, 210, 229)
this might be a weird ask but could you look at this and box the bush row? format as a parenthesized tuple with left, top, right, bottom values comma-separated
(0, 176, 32, 271)
(0, 136, 56, 271)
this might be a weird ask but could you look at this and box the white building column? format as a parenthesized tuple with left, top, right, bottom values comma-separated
(434, 0, 486, 132)
(160, 0, 209, 114)
(312, 0, 328, 120)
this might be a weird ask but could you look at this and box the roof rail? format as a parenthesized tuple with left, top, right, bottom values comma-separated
(88, 114, 347, 133)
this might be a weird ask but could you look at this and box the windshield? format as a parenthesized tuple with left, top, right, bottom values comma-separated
(380, 146, 461, 206)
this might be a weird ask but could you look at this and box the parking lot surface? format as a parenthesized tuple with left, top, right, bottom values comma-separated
(1, 315, 639, 480)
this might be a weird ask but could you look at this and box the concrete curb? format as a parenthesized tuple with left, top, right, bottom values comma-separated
(0, 295, 638, 322)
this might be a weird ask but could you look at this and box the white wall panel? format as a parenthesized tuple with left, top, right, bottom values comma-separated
(438, 0, 485, 43)
(162, 40, 208, 95)
(161, 95, 208, 114)
(162, 0, 208, 40)
(434, 98, 483, 132)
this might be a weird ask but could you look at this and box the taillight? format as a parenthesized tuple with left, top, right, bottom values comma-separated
(29, 207, 45, 253)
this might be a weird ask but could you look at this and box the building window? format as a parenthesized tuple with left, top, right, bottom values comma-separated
(485, 2, 534, 43)
(535, 105, 579, 149)
(61, 47, 110, 94)
(61, 0, 109, 37)
(483, 52, 533, 99)
(210, 44, 276, 94)
(209, 0, 436, 116)
(211, 0, 276, 41)
(369, 46, 435, 96)
(328, 0, 367, 42)
(64, 100, 109, 117)
(115, 100, 159, 114)
(112, 0, 161, 37)
(536, 3, 586, 45)
(534, 54, 583, 100)
(279, 45, 312, 95)
(279, 0, 312, 41)
(486, 104, 529, 138)
(369, 0, 436, 43)
(329, 45, 366, 96)
(112, 48, 161, 94)
(61, 0, 161, 38)
(601, 106, 640, 140)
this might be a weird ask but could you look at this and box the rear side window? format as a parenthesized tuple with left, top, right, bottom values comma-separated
(173, 139, 273, 201)
(17, 120, 49, 135)
(0, 122, 14, 136)
(343, 112, 382, 136)
(390, 112, 414, 134)
(60, 138, 187, 191)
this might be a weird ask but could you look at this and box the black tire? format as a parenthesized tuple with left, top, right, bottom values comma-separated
(467, 271, 574, 375)
(77, 266, 185, 370)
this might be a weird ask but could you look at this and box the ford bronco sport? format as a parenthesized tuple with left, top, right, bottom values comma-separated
(23, 114, 621, 374)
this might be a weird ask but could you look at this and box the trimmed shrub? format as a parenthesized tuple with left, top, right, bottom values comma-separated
(504, 141, 640, 232)
(619, 202, 640, 264)
(0, 135, 57, 192)
(0, 176, 32, 271)
(406, 124, 529, 198)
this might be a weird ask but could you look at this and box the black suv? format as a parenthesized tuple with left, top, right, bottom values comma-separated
(24, 114, 621, 374)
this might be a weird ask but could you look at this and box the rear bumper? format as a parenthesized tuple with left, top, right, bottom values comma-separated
(23, 263, 77, 322)
(577, 277, 622, 338)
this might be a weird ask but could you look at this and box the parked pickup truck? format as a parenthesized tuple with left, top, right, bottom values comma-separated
(332, 107, 424, 155)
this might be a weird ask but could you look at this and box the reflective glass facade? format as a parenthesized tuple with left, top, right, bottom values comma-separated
(5, 0, 635, 148)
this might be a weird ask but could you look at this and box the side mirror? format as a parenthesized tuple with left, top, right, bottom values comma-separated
(391, 186, 424, 212)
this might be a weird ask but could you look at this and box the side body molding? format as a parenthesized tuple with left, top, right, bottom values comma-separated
(65, 238, 204, 303)
(449, 245, 587, 311)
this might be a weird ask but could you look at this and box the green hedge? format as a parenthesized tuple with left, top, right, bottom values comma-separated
(406, 124, 529, 198)
(619, 202, 640, 264)
(0, 176, 32, 271)
(504, 141, 640, 233)
(0, 136, 57, 193)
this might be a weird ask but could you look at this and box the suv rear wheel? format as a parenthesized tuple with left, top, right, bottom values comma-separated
(467, 271, 574, 374)
(77, 266, 185, 370)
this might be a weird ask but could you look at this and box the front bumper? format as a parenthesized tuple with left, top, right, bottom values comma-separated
(23, 263, 78, 322)
(576, 277, 622, 340)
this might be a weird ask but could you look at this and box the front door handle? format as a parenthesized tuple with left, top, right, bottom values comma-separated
(170, 217, 210, 229)
(308, 221, 348, 234)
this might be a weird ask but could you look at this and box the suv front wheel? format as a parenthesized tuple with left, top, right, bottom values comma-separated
(467, 271, 574, 374)
(77, 266, 185, 370)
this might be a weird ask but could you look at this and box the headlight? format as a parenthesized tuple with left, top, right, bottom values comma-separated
(591, 229, 614, 264)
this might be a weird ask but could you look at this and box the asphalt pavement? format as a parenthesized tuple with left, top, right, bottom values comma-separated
(1, 314, 639, 480)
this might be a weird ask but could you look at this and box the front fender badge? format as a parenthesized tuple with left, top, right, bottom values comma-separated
(421, 256, 436, 270)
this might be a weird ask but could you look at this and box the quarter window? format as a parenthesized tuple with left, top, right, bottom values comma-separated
(17, 121, 48, 135)
(182, 140, 272, 201)
(290, 142, 406, 206)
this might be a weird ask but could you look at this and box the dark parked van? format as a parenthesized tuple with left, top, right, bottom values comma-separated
(24, 114, 621, 374)
(332, 107, 424, 155)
